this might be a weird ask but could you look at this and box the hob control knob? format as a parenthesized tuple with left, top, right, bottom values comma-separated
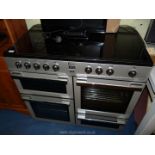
(52, 64, 59, 72)
(24, 62, 31, 69)
(95, 67, 103, 75)
(43, 64, 50, 71)
(106, 68, 114, 76)
(15, 61, 22, 69)
(128, 70, 137, 77)
(33, 63, 40, 70)
(85, 66, 92, 74)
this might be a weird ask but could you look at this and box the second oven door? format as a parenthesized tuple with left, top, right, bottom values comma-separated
(12, 72, 73, 99)
(74, 77, 144, 119)
(22, 95, 75, 123)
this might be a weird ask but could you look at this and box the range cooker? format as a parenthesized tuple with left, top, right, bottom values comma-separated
(4, 23, 153, 129)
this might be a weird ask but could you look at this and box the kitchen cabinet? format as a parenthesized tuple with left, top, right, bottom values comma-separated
(0, 19, 30, 114)
(135, 67, 155, 134)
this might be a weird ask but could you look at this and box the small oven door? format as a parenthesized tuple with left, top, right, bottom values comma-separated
(11, 72, 73, 99)
(74, 77, 144, 122)
(22, 94, 75, 123)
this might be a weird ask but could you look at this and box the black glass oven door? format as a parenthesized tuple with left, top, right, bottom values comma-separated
(81, 86, 133, 113)
(75, 78, 143, 115)
(25, 99, 75, 122)
(23, 95, 75, 123)
(16, 76, 67, 93)
(13, 73, 73, 99)
(30, 100, 70, 121)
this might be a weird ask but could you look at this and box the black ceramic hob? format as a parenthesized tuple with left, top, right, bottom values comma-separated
(4, 24, 153, 67)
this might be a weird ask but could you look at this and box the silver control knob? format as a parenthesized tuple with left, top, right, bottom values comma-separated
(85, 66, 92, 74)
(33, 63, 40, 70)
(24, 62, 31, 69)
(52, 64, 59, 71)
(128, 70, 137, 77)
(43, 64, 50, 71)
(95, 67, 103, 75)
(106, 68, 114, 76)
(15, 61, 22, 69)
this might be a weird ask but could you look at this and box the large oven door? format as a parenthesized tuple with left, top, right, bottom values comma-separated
(11, 72, 73, 99)
(22, 94, 75, 123)
(74, 77, 144, 122)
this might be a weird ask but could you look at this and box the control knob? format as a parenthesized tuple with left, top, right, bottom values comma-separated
(106, 68, 114, 76)
(95, 67, 103, 75)
(43, 64, 50, 71)
(52, 64, 59, 72)
(128, 70, 137, 78)
(33, 63, 40, 70)
(85, 66, 92, 74)
(24, 62, 31, 69)
(15, 61, 22, 69)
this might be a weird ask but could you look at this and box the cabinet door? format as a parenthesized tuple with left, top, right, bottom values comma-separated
(0, 57, 29, 114)
(3, 19, 28, 44)
(0, 19, 28, 56)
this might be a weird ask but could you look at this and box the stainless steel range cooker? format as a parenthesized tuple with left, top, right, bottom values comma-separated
(4, 21, 153, 129)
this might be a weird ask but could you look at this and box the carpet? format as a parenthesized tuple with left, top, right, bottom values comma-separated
(0, 109, 137, 135)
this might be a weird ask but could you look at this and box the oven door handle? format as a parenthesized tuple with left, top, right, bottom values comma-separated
(23, 97, 71, 106)
(60, 101, 71, 106)
(57, 75, 69, 82)
(11, 72, 69, 82)
(76, 81, 143, 91)
(77, 113, 126, 125)
(22, 94, 71, 106)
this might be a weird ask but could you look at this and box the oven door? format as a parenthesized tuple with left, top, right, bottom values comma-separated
(11, 72, 73, 99)
(74, 76, 144, 123)
(22, 94, 75, 123)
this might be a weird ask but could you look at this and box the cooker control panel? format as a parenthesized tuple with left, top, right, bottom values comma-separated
(10, 58, 67, 74)
(6, 58, 151, 82)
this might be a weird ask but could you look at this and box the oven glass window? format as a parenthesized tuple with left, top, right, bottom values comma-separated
(30, 101, 70, 121)
(81, 86, 133, 113)
(15, 77, 67, 93)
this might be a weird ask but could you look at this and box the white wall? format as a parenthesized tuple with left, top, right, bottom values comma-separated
(25, 19, 41, 29)
(120, 19, 151, 38)
(25, 19, 151, 38)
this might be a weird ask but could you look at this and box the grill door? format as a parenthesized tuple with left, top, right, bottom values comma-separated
(12, 72, 73, 99)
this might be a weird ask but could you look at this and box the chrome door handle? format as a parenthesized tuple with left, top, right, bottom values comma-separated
(76, 77, 87, 81)
(11, 71, 22, 76)
(77, 113, 126, 124)
(76, 81, 143, 91)
(58, 75, 68, 82)
(21, 95, 32, 100)
(60, 101, 70, 106)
